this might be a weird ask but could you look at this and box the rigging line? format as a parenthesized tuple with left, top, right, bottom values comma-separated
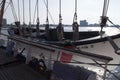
(59, 0, 62, 23)
(33, 0, 37, 24)
(105, 0, 110, 16)
(108, 19, 120, 30)
(45, 0, 49, 25)
(37, 0, 39, 20)
(46, 0, 48, 20)
(0, 0, 2, 3)
(43, 0, 55, 24)
(102, 0, 107, 16)
(10, 0, 18, 21)
(62, 59, 120, 66)
(93, 59, 120, 80)
(0, 1, 3, 8)
(73, 0, 77, 22)
(17, 0, 20, 21)
(4, 1, 11, 14)
(23, 0, 25, 24)
(59, 0, 61, 16)
(29, 0, 31, 24)
(102, 0, 110, 16)
(75, 0, 77, 14)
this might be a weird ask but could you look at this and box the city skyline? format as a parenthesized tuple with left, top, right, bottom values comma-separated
(3, 18, 118, 27)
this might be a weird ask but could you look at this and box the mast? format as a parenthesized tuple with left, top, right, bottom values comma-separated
(45, 0, 50, 40)
(100, 0, 109, 33)
(72, 0, 79, 41)
(23, 0, 25, 25)
(36, 0, 40, 37)
(11, 0, 22, 36)
(29, 0, 32, 36)
(10, 0, 23, 36)
(0, 0, 6, 32)
(57, 0, 64, 41)
(18, 0, 20, 21)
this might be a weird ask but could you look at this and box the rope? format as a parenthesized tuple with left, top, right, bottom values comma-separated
(10, 0, 18, 21)
(72, 0, 79, 40)
(75, 0, 77, 15)
(37, 0, 39, 20)
(29, 0, 32, 36)
(100, 0, 110, 32)
(46, 0, 48, 20)
(42, 0, 55, 24)
(0, 1, 3, 8)
(73, 0, 77, 22)
(45, 0, 50, 40)
(17, 0, 20, 21)
(102, 0, 110, 16)
(4, 1, 10, 14)
(33, 0, 37, 24)
(23, 0, 25, 24)
(59, 0, 62, 24)
(29, 0, 31, 24)
(93, 59, 120, 80)
(108, 18, 120, 30)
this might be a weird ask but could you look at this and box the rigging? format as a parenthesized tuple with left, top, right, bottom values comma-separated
(10, 0, 18, 22)
(100, 0, 110, 33)
(0, 0, 6, 32)
(72, 0, 79, 41)
(36, 0, 40, 37)
(57, 0, 64, 41)
(42, 0, 55, 24)
(107, 18, 120, 30)
(22, 0, 25, 25)
(100, 0, 120, 55)
(45, 0, 50, 40)
(17, 0, 20, 21)
(33, 0, 37, 24)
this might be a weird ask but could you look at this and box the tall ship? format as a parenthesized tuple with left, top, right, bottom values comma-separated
(0, 0, 120, 80)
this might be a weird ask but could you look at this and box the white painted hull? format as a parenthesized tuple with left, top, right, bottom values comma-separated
(15, 36, 120, 70)
(77, 37, 120, 70)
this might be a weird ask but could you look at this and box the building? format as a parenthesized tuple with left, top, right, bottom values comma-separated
(80, 20, 88, 26)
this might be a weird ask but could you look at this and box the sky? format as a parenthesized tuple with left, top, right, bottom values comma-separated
(3, 0, 120, 25)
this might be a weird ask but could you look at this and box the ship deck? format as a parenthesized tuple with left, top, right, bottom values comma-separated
(0, 64, 48, 80)
(0, 47, 48, 80)
(0, 47, 18, 66)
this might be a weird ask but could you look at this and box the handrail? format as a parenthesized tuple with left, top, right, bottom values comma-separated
(1, 33, 113, 63)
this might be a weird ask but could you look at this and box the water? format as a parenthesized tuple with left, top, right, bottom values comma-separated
(1, 26, 120, 45)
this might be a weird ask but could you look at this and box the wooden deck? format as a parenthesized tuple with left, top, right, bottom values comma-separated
(0, 47, 48, 80)
(0, 47, 18, 66)
(0, 64, 47, 80)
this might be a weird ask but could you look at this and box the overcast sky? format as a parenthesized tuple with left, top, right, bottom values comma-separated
(3, 0, 120, 25)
